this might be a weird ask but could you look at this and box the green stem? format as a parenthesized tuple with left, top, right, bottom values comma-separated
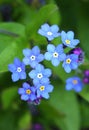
(0, 29, 19, 37)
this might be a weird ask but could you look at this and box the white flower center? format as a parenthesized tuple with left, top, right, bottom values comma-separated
(37, 73, 43, 78)
(53, 52, 59, 58)
(17, 67, 22, 72)
(47, 31, 53, 36)
(30, 55, 35, 60)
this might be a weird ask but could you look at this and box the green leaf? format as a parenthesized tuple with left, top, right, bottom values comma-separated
(0, 23, 28, 73)
(48, 81, 80, 130)
(1, 87, 18, 109)
(79, 84, 89, 102)
(18, 112, 31, 129)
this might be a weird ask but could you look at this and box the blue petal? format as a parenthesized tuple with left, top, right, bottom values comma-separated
(20, 72, 26, 79)
(59, 53, 66, 61)
(52, 58, 60, 66)
(14, 58, 21, 66)
(65, 83, 73, 90)
(72, 39, 80, 46)
(42, 92, 49, 99)
(18, 88, 25, 94)
(62, 64, 71, 73)
(41, 23, 50, 31)
(33, 78, 40, 85)
(21, 94, 29, 101)
(32, 46, 40, 55)
(41, 77, 49, 84)
(44, 52, 52, 61)
(30, 61, 38, 68)
(23, 82, 30, 89)
(23, 48, 31, 56)
(43, 69, 52, 77)
(50, 25, 59, 32)
(37, 54, 44, 62)
(36, 64, 44, 72)
(12, 73, 19, 82)
(30, 94, 36, 101)
(54, 33, 60, 37)
(47, 44, 55, 52)
(38, 29, 46, 36)
(23, 57, 30, 65)
(67, 31, 74, 39)
(46, 85, 54, 92)
(71, 62, 78, 70)
(47, 35, 54, 41)
(56, 44, 63, 53)
(8, 64, 16, 72)
(73, 85, 82, 92)
(28, 70, 36, 79)
(61, 31, 66, 41)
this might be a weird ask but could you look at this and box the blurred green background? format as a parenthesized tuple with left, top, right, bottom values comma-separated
(0, 0, 89, 130)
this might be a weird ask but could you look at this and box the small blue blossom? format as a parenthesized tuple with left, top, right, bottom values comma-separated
(8, 58, 26, 82)
(18, 82, 36, 101)
(44, 44, 66, 66)
(38, 23, 60, 41)
(36, 83, 54, 99)
(61, 31, 80, 48)
(28, 64, 52, 85)
(65, 77, 83, 92)
(23, 46, 44, 68)
(62, 54, 78, 73)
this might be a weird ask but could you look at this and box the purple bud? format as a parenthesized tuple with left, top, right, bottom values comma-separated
(84, 70, 89, 77)
(83, 77, 89, 84)
(70, 48, 84, 64)
(31, 123, 44, 130)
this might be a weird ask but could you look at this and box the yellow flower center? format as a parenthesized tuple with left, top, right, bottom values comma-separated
(40, 86, 45, 91)
(66, 58, 71, 64)
(65, 39, 70, 44)
(72, 80, 78, 85)
(26, 89, 31, 94)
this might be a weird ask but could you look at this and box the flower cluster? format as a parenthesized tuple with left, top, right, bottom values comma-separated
(8, 46, 53, 104)
(38, 23, 84, 73)
(8, 23, 84, 104)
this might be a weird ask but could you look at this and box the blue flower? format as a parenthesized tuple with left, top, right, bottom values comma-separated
(18, 82, 36, 101)
(62, 54, 78, 73)
(38, 23, 60, 41)
(44, 44, 66, 66)
(23, 46, 44, 68)
(8, 58, 26, 82)
(61, 31, 80, 48)
(28, 64, 52, 85)
(36, 83, 54, 99)
(65, 77, 83, 92)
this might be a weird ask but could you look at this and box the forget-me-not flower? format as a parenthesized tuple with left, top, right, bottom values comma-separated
(62, 54, 78, 73)
(8, 58, 26, 82)
(44, 44, 66, 66)
(36, 83, 54, 99)
(38, 23, 60, 41)
(23, 46, 44, 68)
(65, 76, 83, 92)
(28, 64, 52, 85)
(18, 82, 36, 101)
(61, 31, 80, 48)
